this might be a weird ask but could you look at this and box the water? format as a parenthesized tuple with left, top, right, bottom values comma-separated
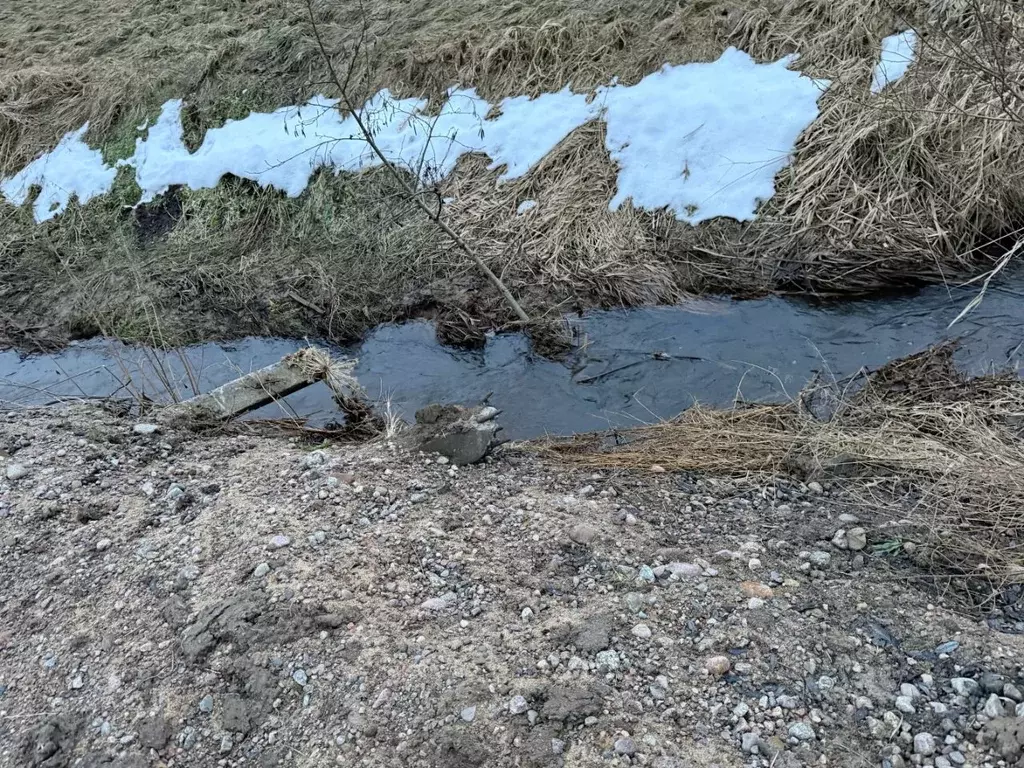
(2, 280, 1022, 439)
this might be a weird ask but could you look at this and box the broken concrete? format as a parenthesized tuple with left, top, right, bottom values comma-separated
(403, 404, 502, 465)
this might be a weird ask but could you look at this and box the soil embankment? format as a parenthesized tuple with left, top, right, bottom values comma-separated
(1, 404, 1022, 767)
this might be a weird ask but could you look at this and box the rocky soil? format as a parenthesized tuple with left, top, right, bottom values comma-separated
(0, 405, 1022, 768)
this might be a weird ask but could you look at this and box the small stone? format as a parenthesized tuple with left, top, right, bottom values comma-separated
(778, 695, 800, 710)
(509, 695, 528, 715)
(460, 706, 476, 722)
(808, 551, 831, 567)
(913, 732, 936, 756)
(741, 732, 760, 753)
(747, 557, 762, 570)
(846, 527, 867, 550)
(521, 607, 534, 621)
(854, 696, 873, 710)
(934, 758, 951, 768)
(596, 650, 621, 671)
(950, 678, 979, 697)
(625, 592, 645, 613)
(788, 722, 815, 741)
(705, 656, 731, 676)
(981, 693, 1004, 718)
(807, 481, 823, 494)
(70, 674, 84, 689)
(631, 623, 652, 640)
(637, 565, 655, 583)
(292, 669, 308, 687)
(551, 739, 565, 755)
(219, 734, 233, 753)
(132, 423, 160, 435)
(568, 524, 599, 545)
(253, 562, 271, 579)
(1003, 682, 1023, 702)
(614, 737, 636, 756)
(4, 463, 28, 481)
(95, 538, 113, 552)
(747, 597, 765, 610)
(900, 683, 920, 700)
(895, 696, 916, 714)
(199, 695, 214, 713)
(527, 710, 538, 725)
(831, 530, 848, 549)
(650, 465, 666, 473)
(740, 581, 773, 599)
(269, 535, 290, 549)
(838, 513, 860, 524)
(948, 751, 965, 765)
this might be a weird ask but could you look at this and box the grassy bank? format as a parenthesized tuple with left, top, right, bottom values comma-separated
(2, 0, 1023, 348)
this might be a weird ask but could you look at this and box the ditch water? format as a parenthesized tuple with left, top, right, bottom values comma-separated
(2, 280, 1023, 439)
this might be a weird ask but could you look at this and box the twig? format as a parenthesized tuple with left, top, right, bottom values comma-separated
(303, 0, 531, 324)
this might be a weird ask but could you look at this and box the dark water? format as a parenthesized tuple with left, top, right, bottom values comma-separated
(2, 281, 1023, 439)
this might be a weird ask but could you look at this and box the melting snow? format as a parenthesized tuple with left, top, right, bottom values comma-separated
(598, 48, 827, 224)
(1, 124, 117, 222)
(2, 48, 829, 225)
(516, 200, 538, 214)
(872, 30, 918, 94)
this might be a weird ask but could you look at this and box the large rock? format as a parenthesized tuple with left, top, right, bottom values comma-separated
(403, 404, 501, 465)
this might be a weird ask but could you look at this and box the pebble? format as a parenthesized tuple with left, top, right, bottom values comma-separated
(934, 757, 952, 768)
(613, 737, 636, 756)
(509, 695, 528, 715)
(778, 695, 800, 709)
(838, 513, 860, 524)
(950, 678, 979, 697)
(568, 524, 599, 545)
(631, 623, 652, 640)
(460, 706, 476, 722)
(4, 463, 28, 481)
(95, 538, 113, 552)
(846, 527, 867, 550)
(895, 696, 916, 714)
(788, 722, 815, 741)
(637, 565, 655, 583)
(253, 562, 271, 579)
(551, 739, 565, 755)
(269, 535, 291, 549)
(199, 695, 214, 713)
(740, 581, 773, 599)
(981, 693, 1004, 718)
(132, 423, 159, 435)
(808, 551, 831, 567)
(1003, 682, 1023, 702)
(219, 734, 233, 754)
(596, 650, 621, 671)
(807, 481, 823, 494)
(705, 656, 731, 676)
(741, 732, 760, 753)
(913, 732, 936, 756)
(292, 669, 308, 687)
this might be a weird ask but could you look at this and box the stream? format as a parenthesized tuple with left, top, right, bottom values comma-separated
(2, 280, 1022, 439)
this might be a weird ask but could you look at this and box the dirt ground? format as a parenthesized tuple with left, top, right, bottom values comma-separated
(1, 404, 1022, 767)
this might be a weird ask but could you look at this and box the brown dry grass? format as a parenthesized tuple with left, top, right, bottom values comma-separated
(2, 0, 1024, 346)
(546, 345, 1024, 586)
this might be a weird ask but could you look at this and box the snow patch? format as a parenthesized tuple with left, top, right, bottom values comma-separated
(872, 30, 917, 94)
(516, 200, 537, 214)
(0, 124, 117, 222)
(598, 48, 827, 224)
(2, 49, 828, 226)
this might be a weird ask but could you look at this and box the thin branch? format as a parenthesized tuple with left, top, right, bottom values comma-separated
(303, 0, 531, 324)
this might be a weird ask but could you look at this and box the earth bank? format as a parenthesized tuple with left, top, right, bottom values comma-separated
(0, 405, 1022, 767)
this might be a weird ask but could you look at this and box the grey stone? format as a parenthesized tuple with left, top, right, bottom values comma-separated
(846, 527, 867, 550)
(4, 463, 28, 481)
(637, 565, 655, 583)
(631, 623, 652, 640)
(292, 669, 308, 687)
(568, 524, 599, 545)
(624, 592, 646, 614)
(253, 562, 271, 579)
(614, 737, 636, 755)
(595, 650, 620, 671)
(788, 722, 815, 741)
(808, 551, 831, 567)
(420, 592, 457, 611)
(460, 706, 476, 722)
(981, 693, 1005, 718)
(138, 716, 172, 749)
(406, 404, 501, 465)
(934, 757, 952, 768)
(509, 695, 529, 715)
(741, 733, 760, 753)
(912, 732, 936, 756)
(132, 423, 160, 435)
(219, 734, 233, 754)
(199, 695, 214, 713)
(551, 738, 566, 755)
(895, 696, 916, 714)
(950, 678, 979, 697)
(979, 672, 1006, 695)
(777, 695, 800, 710)
(1003, 682, 1023, 702)
(268, 535, 290, 549)
(95, 538, 113, 552)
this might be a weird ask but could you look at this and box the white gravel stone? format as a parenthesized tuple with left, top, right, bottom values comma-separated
(912, 732, 936, 756)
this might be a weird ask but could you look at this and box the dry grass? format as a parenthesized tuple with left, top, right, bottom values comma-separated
(2, 0, 1024, 345)
(546, 345, 1024, 586)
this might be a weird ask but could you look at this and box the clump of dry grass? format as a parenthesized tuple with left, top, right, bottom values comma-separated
(546, 345, 1024, 585)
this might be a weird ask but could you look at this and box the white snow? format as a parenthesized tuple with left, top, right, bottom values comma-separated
(2, 48, 828, 226)
(516, 199, 538, 214)
(597, 47, 827, 224)
(0, 124, 117, 222)
(872, 30, 917, 94)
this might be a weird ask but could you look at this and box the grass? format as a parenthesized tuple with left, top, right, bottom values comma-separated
(544, 344, 1024, 588)
(2, 0, 1024, 347)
